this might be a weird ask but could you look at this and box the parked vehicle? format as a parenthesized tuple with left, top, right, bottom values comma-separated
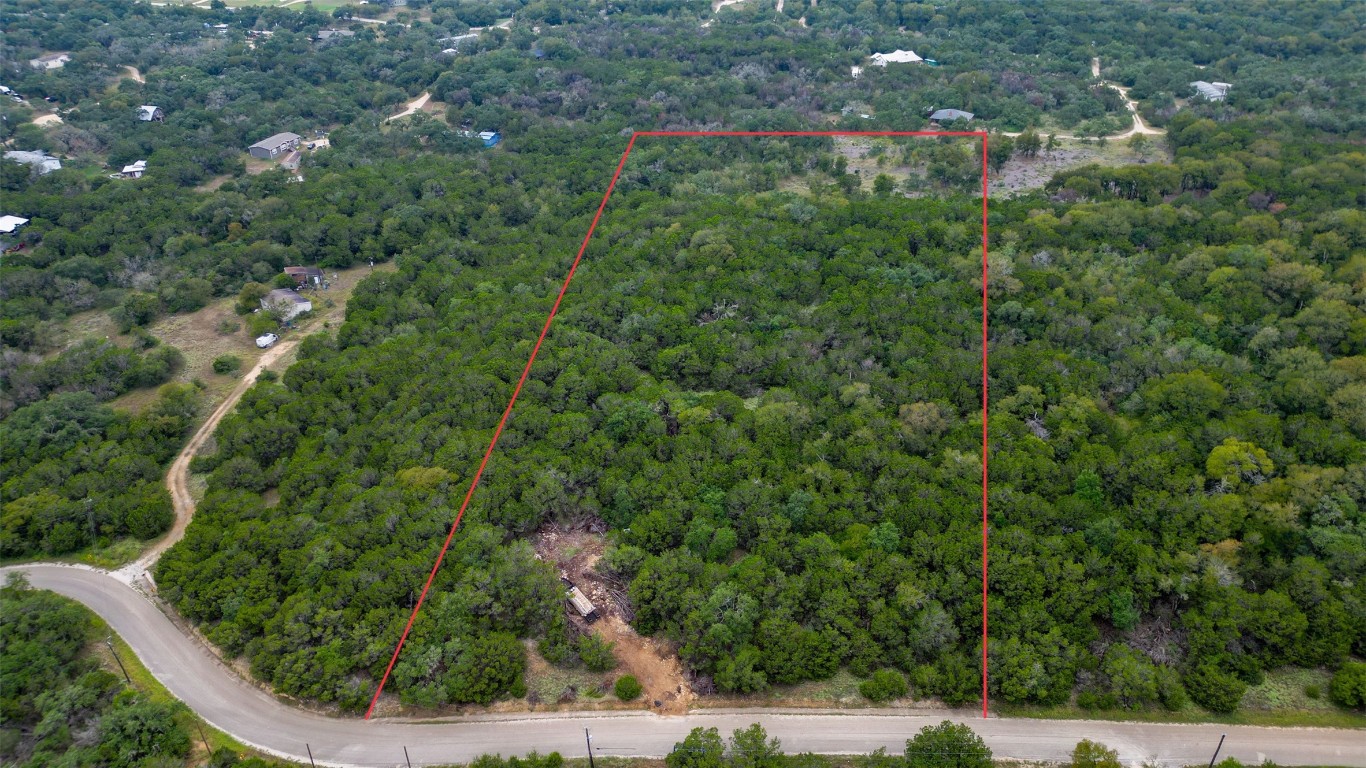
(255, 333, 279, 349)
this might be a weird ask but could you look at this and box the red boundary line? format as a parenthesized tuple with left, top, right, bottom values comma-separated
(364, 130, 990, 720)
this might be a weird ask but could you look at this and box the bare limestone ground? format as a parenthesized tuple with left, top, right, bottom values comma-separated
(533, 526, 694, 715)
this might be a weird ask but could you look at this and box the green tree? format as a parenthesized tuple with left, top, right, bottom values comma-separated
(859, 669, 909, 702)
(1205, 438, 1274, 488)
(729, 724, 782, 768)
(577, 633, 617, 672)
(1183, 664, 1246, 714)
(237, 282, 270, 315)
(1070, 739, 1121, 768)
(445, 632, 525, 705)
(97, 700, 192, 768)
(716, 646, 767, 693)
(666, 727, 725, 768)
(905, 721, 992, 768)
(1329, 662, 1366, 710)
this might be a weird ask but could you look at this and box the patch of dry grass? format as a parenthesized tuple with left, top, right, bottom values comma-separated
(103, 262, 385, 415)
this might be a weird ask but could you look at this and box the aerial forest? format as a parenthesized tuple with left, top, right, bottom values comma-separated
(1, 0, 1363, 721)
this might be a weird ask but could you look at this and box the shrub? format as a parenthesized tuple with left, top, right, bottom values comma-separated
(247, 313, 277, 336)
(859, 669, 908, 702)
(212, 355, 242, 375)
(614, 675, 642, 701)
(1329, 662, 1366, 710)
(578, 634, 616, 672)
(1184, 664, 1247, 714)
(1305, 684, 1321, 700)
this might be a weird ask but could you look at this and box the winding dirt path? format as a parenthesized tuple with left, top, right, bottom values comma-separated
(123, 65, 145, 83)
(112, 339, 299, 586)
(386, 91, 431, 123)
(1003, 58, 1164, 141)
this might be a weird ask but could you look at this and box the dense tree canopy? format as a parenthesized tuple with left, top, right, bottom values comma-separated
(2, 0, 1362, 722)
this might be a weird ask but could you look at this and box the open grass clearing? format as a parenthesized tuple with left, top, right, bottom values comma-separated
(107, 262, 385, 416)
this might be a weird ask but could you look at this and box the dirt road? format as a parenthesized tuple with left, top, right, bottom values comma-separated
(123, 65, 145, 83)
(1002, 61, 1164, 142)
(386, 91, 431, 122)
(112, 339, 298, 586)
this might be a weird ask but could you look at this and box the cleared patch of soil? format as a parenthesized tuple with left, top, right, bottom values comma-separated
(195, 174, 233, 193)
(990, 137, 1172, 196)
(534, 525, 693, 714)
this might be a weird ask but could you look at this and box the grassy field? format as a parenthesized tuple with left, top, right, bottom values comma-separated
(107, 262, 384, 415)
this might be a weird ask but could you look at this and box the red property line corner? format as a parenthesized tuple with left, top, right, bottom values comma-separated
(364, 130, 991, 720)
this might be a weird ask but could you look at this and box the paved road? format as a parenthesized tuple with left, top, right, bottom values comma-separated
(5, 564, 1362, 768)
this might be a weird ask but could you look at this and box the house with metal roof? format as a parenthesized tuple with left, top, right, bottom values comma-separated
(929, 108, 974, 123)
(4, 150, 62, 175)
(248, 132, 303, 160)
(138, 105, 164, 122)
(869, 49, 922, 66)
(261, 289, 312, 321)
(1190, 81, 1231, 101)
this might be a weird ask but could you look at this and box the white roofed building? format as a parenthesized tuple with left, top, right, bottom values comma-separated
(1190, 81, 1231, 101)
(4, 150, 62, 175)
(0, 215, 29, 234)
(869, 49, 922, 66)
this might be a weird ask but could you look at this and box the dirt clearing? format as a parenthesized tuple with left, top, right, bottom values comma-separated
(990, 136, 1172, 196)
(534, 525, 693, 714)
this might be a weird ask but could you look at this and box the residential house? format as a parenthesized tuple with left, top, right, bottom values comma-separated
(869, 49, 922, 66)
(0, 215, 29, 235)
(4, 150, 62, 175)
(248, 132, 302, 160)
(315, 29, 356, 42)
(438, 33, 479, 48)
(119, 160, 147, 179)
(439, 35, 482, 56)
(283, 266, 325, 287)
(261, 289, 312, 321)
(929, 108, 974, 124)
(138, 105, 164, 122)
(29, 53, 71, 70)
(279, 150, 302, 171)
(1190, 81, 1231, 101)
(478, 131, 501, 147)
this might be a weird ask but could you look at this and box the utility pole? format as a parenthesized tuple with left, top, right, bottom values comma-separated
(1207, 734, 1226, 768)
(105, 636, 131, 683)
(584, 728, 595, 768)
(195, 723, 211, 754)
(306, 743, 317, 768)
(404, 746, 412, 768)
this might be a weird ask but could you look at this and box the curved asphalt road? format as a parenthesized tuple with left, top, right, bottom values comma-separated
(4, 564, 1363, 768)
